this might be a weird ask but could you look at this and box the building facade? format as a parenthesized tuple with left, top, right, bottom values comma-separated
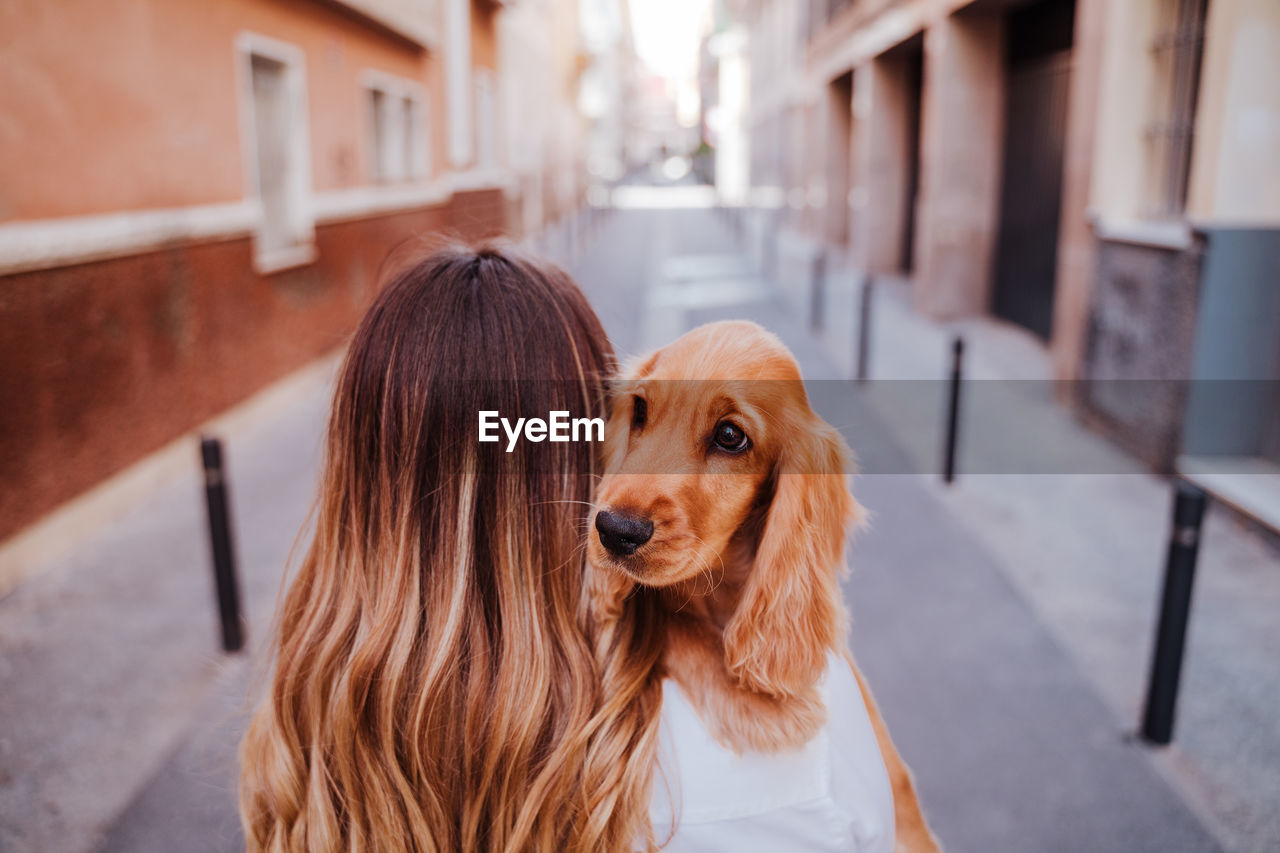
(739, 0, 1280, 472)
(0, 0, 514, 562)
(498, 0, 637, 237)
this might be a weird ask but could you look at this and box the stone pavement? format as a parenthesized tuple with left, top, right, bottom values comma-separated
(0, 355, 333, 852)
(1, 190, 1273, 852)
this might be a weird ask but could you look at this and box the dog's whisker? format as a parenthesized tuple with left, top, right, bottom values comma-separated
(683, 533, 725, 596)
(678, 534, 722, 598)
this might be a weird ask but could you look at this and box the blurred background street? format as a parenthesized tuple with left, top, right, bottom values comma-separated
(2, 0, 1279, 851)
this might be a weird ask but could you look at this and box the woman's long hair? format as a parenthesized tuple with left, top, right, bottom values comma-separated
(239, 244, 663, 852)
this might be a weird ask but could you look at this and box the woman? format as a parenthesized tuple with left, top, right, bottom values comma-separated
(239, 244, 661, 852)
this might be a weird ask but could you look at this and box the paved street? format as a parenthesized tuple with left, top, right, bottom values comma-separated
(2, 190, 1276, 852)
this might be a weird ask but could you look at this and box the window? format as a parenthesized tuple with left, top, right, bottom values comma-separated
(365, 73, 427, 182)
(403, 97, 423, 176)
(1143, 0, 1208, 219)
(237, 34, 315, 274)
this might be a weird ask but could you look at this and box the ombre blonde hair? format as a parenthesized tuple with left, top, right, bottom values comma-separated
(239, 244, 665, 852)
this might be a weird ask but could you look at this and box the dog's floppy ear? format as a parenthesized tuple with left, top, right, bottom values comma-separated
(602, 347, 662, 471)
(723, 416, 861, 698)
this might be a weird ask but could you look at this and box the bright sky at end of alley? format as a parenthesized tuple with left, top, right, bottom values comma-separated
(628, 0, 712, 79)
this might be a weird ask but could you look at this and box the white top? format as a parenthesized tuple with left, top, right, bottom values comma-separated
(648, 653, 895, 853)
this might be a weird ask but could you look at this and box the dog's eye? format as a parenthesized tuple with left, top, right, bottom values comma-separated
(712, 421, 750, 453)
(632, 396, 647, 429)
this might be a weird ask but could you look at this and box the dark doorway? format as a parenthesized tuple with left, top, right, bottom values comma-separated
(991, 0, 1075, 340)
(826, 72, 854, 246)
(900, 40, 923, 274)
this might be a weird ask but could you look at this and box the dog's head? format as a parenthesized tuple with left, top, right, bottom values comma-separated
(589, 320, 861, 696)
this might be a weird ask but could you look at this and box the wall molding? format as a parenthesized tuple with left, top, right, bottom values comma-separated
(1090, 214, 1197, 251)
(329, 0, 439, 50)
(449, 167, 517, 195)
(0, 201, 261, 276)
(0, 171, 514, 276)
(313, 180, 453, 224)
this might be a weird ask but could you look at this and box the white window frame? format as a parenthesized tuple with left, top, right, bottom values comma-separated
(445, 0, 473, 166)
(362, 70, 429, 183)
(474, 67, 498, 171)
(234, 32, 316, 274)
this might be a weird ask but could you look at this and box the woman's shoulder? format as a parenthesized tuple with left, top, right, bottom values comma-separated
(650, 651, 894, 852)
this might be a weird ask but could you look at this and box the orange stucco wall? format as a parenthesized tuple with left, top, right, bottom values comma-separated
(0, 0, 467, 221)
(0, 187, 507, 543)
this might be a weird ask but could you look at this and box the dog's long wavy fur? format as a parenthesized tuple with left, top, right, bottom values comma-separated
(589, 320, 942, 853)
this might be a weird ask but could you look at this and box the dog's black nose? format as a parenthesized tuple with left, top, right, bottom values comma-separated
(595, 509, 654, 556)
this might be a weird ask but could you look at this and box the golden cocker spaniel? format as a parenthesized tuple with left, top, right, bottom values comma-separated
(589, 320, 940, 852)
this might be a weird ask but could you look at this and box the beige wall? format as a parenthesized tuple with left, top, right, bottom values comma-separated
(762, 0, 1279, 388)
(852, 49, 916, 275)
(1084, 0, 1279, 227)
(822, 73, 854, 246)
(1186, 0, 1280, 225)
(1086, 0, 1161, 224)
(1050, 0, 1107, 383)
(913, 10, 1005, 319)
(495, 0, 586, 231)
(0, 0, 509, 222)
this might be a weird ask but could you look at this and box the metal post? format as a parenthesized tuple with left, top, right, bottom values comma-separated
(809, 251, 826, 333)
(748, 208, 761, 270)
(1141, 482, 1208, 744)
(764, 224, 778, 280)
(942, 337, 964, 484)
(856, 273, 874, 383)
(201, 436, 245, 653)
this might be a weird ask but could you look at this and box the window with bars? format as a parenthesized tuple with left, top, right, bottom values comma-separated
(1143, 0, 1208, 219)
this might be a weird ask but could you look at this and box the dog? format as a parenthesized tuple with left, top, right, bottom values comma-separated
(588, 320, 940, 852)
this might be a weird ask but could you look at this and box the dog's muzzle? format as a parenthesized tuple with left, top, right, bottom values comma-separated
(594, 509, 654, 556)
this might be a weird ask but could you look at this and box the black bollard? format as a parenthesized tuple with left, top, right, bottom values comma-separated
(200, 436, 245, 653)
(809, 251, 826, 333)
(942, 337, 964, 484)
(763, 211, 779, 280)
(1141, 482, 1208, 744)
(856, 274, 874, 383)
